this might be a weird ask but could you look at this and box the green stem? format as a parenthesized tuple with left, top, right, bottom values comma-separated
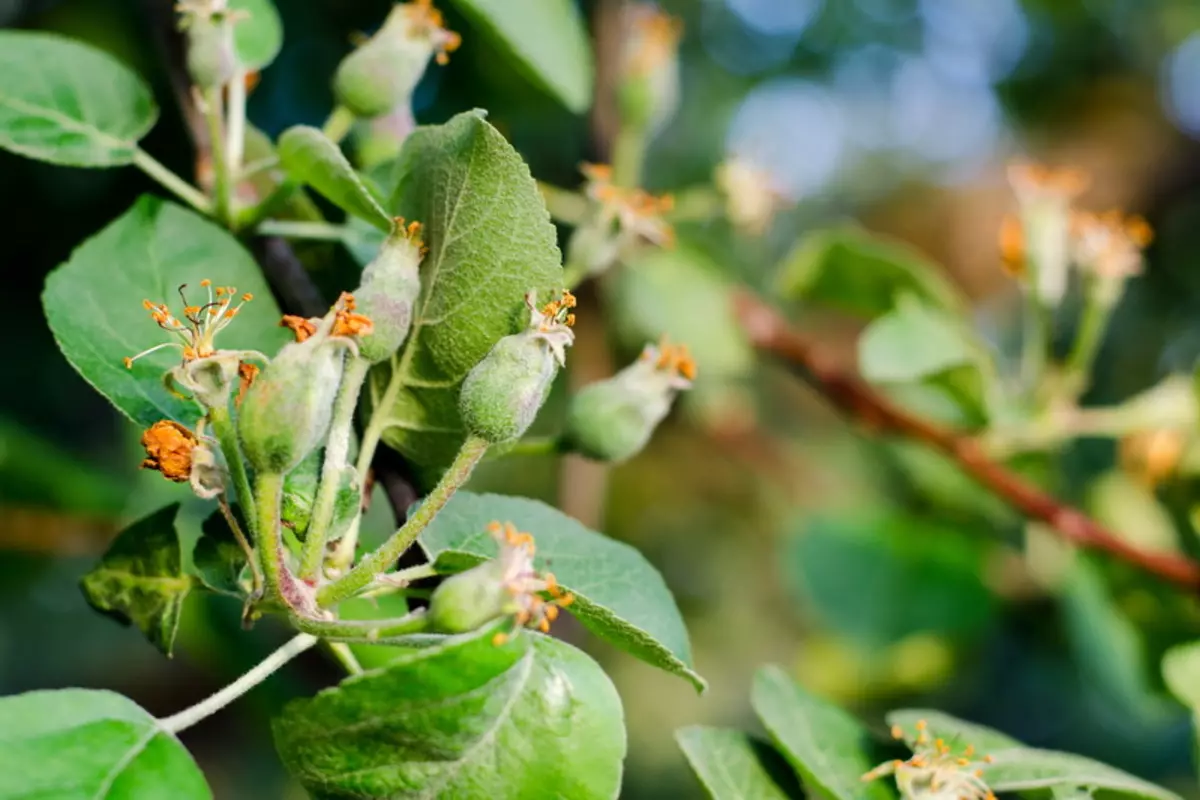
(612, 125, 647, 188)
(359, 563, 439, 598)
(354, 355, 403, 480)
(132, 149, 212, 214)
(209, 404, 256, 532)
(323, 105, 356, 145)
(299, 357, 371, 581)
(255, 471, 287, 602)
(291, 610, 428, 640)
(487, 436, 562, 460)
(324, 641, 363, 675)
(256, 219, 349, 242)
(1020, 290, 1050, 402)
(1062, 294, 1114, 401)
(227, 67, 247, 179)
(203, 87, 233, 225)
(159, 633, 318, 733)
(319, 436, 490, 607)
(218, 495, 262, 596)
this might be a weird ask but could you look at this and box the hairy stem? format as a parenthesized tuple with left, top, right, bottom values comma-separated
(159, 633, 318, 733)
(487, 436, 563, 460)
(323, 105, 356, 145)
(218, 495, 262, 595)
(1062, 294, 1113, 401)
(203, 86, 233, 225)
(318, 436, 489, 607)
(292, 609, 428, 640)
(255, 471, 287, 602)
(300, 356, 371, 580)
(359, 562, 439, 598)
(255, 219, 349, 242)
(133, 149, 212, 214)
(226, 67, 247, 180)
(209, 404, 256, 531)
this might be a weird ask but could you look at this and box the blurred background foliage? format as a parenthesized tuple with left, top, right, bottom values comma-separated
(7, 0, 1200, 797)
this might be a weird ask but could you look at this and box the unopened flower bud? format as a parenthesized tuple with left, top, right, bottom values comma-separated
(333, 0, 461, 119)
(354, 219, 424, 363)
(564, 339, 695, 463)
(177, 2, 242, 89)
(1006, 161, 1089, 306)
(618, 5, 682, 138)
(238, 297, 363, 474)
(459, 291, 576, 444)
(428, 521, 574, 637)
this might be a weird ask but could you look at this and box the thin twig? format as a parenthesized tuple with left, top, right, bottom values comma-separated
(731, 289, 1200, 591)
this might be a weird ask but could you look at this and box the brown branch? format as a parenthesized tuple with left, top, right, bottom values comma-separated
(731, 289, 1200, 590)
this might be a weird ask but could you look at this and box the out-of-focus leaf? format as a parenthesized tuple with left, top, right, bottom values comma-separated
(273, 626, 625, 799)
(886, 709, 1022, 756)
(786, 513, 995, 649)
(981, 749, 1181, 800)
(419, 491, 704, 691)
(277, 125, 392, 231)
(375, 111, 562, 485)
(751, 665, 890, 800)
(1087, 471, 1179, 555)
(0, 689, 210, 798)
(0, 415, 127, 514)
(858, 297, 973, 384)
(0, 31, 157, 166)
(447, 0, 593, 113)
(676, 725, 799, 800)
(230, 0, 282, 71)
(1164, 641, 1200, 710)
(79, 504, 193, 656)
(776, 227, 962, 318)
(43, 196, 289, 427)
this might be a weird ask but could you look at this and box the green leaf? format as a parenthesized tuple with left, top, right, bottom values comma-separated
(43, 195, 290, 427)
(273, 626, 625, 799)
(980, 749, 1181, 800)
(0, 30, 158, 167)
(193, 509, 251, 597)
(447, 0, 593, 113)
(1163, 640, 1200, 709)
(858, 295, 974, 384)
(230, 0, 283, 71)
(751, 665, 890, 800)
(776, 227, 962, 319)
(885, 709, 1022, 756)
(277, 125, 392, 231)
(418, 491, 704, 692)
(80, 504, 193, 656)
(376, 110, 562, 484)
(786, 514, 995, 649)
(676, 725, 799, 800)
(0, 688, 211, 799)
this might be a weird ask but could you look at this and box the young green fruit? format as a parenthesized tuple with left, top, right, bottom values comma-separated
(427, 560, 509, 634)
(353, 219, 424, 363)
(179, 7, 238, 90)
(238, 297, 363, 474)
(332, 1, 460, 118)
(564, 340, 695, 463)
(459, 291, 576, 444)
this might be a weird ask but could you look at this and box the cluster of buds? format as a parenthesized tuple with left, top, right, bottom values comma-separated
(333, 0, 460, 120)
(863, 720, 997, 800)
(715, 156, 792, 236)
(176, 0, 246, 90)
(568, 163, 675, 278)
(1001, 161, 1152, 309)
(564, 338, 695, 463)
(126, 281, 265, 410)
(427, 521, 575, 641)
(459, 290, 576, 444)
(618, 4, 682, 137)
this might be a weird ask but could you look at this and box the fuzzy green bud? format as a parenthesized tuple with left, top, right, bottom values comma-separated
(427, 560, 509, 634)
(238, 301, 359, 474)
(618, 6, 682, 137)
(353, 220, 424, 363)
(333, 1, 461, 119)
(459, 291, 576, 444)
(180, 8, 237, 90)
(564, 340, 695, 463)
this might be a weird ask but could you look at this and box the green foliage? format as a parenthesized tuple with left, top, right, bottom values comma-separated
(373, 110, 562, 484)
(858, 297, 974, 384)
(751, 665, 891, 800)
(273, 625, 625, 799)
(79, 504, 193, 656)
(776, 227, 962, 319)
(447, 0, 594, 113)
(0, 30, 158, 167)
(418, 491, 704, 691)
(981, 749, 1182, 800)
(422, 491, 700, 690)
(786, 514, 995, 648)
(676, 726, 799, 800)
(230, 0, 283, 71)
(0, 689, 211, 799)
(277, 125, 392, 231)
(193, 509, 251, 597)
(43, 196, 288, 426)
(885, 709, 1021, 754)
